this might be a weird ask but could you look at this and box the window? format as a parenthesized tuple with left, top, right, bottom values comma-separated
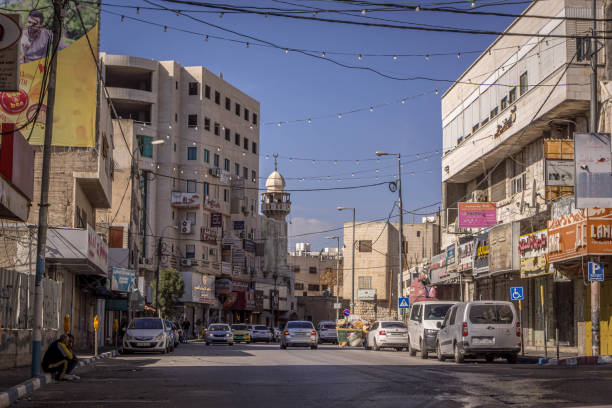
(224, 158, 230, 171)
(188, 114, 198, 128)
(309, 266, 317, 274)
(500, 96, 508, 110)
(137, 135, 153, 158)
(204, 85, 211, 99)
(235, 133, 240, 146)
(252, 113, 258, 125)
(489, 107, 498, 120)
(243, 137, 249, 150)
(203, 182, 210, 196)
(225, 97, 231, 110)
(185, 244, 195, 259)
(188, 82, 198, 96)
(410, 304, 421, 321)
(186, 211, 196, 225)
(204, 118, 211, 131)
(175, 113, 178, 123)
(223, 189, 228, 202)
(469, 304, 514, 324)
(243, 167, 248, 179)
(204, 149, 210, 163)
(416, 231, 421, 237)
(225, 128, 231, 141)
(511, 172, 526, 195)
(214, 123, 220, 136)
(244, 108, 249, 121)
(293, 266, 300, 273)
(235, 103, 241, 116)
(358, 276, 372, 289)
(425, 304, 453, 320)
(251, 170, 256, 182)
(358, 240, 372, 252)
(175, 81, 178, 90)
(322, 285, 328, 291)
(214, 154, 220, 167)
(202, 248, 209, 261)
(235, 163, 240, 176)
(174, 143, 176, 152)
(472, 123, 480, 133)
(509, 87, 517, 103)
(214, 91, 220, 104)
(308, 284, 320, 292)
(519, 72, 528, 96)
(294, 282, 304, 290)
(187, 147, 197, 160)
(187, 180, 197, 193)
(252, 142, 257, 154)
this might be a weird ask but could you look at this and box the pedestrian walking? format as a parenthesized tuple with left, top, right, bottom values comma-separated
(183, 320, 191, 341)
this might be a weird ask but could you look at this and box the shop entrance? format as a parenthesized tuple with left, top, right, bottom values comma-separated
(554, 281, 574, 345)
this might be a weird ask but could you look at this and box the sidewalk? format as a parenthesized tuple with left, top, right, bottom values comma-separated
(518, 346, 578, 363)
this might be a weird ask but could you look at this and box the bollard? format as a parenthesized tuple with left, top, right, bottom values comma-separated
(64, 314, 70, 335)
(93, 315, 99, 356)
(113, 319, 119, 351)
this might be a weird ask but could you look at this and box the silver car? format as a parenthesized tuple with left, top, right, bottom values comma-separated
(436, 301, 521, 363)
(280, 321, 318, 349)
(317, 321, 337, 344)
(365, 320, 409, 351)
(123, 317, 172, 354)
(205, 323, 234, 346)
(250, 325, 273, 343)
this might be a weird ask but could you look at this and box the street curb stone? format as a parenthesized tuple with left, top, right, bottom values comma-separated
(538, 354, 612, 366)
(0, 350, 117, 408)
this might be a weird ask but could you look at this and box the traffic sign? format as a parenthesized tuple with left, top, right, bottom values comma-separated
(333, 303, 342, 309)
(343, 309, 350, 316)
(510, 286, 524, 301)
(398, 297, 410, 309)
(588, 262, 604, 282)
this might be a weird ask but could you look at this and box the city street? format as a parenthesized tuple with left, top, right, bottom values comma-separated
(16, 343, 612, 407)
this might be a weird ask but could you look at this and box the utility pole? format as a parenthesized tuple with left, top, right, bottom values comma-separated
(155, 236, 162, 317)
(397, 154, 404, 321)
(589, 0, 600, 357)
(32, 0, 63, 378)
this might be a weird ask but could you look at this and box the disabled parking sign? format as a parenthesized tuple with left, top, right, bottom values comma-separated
(510, 286, 524, 301)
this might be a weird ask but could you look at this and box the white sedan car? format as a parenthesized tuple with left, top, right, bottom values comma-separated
(365, 320, 409, 351)
(123, 317, 172, 354)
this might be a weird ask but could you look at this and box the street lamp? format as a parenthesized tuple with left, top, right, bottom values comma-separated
(326, 235, 340, 321)
(337, 206, 355, 315)
(376, 151, 404, 320)
(156, 225, 178, 317)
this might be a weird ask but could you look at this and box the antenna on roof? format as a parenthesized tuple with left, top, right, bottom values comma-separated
(273, 153, 279, 171)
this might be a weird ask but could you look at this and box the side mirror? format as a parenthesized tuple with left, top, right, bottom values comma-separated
(436, 321, 442, 329)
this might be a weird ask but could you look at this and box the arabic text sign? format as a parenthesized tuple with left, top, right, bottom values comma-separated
(111, 267, 135, 292)
(458, 202, 497, 228)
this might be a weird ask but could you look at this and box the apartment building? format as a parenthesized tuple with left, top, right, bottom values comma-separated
(100, 53, 261, 328)
(288, 245, 342, 297)
(439, 0, 605, 353)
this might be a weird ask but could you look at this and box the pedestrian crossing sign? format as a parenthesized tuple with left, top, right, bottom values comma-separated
(398, 297, 410, 309)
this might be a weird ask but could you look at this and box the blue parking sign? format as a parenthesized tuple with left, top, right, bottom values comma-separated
(510, 287, 524, 301)
(588, 262, 604, 282)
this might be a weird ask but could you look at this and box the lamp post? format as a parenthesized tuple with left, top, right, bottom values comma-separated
(326, 235, 340, 321)
(337, 207, 355, 314)
(376, 151, 403, 319)
(156, 225, 178, 317)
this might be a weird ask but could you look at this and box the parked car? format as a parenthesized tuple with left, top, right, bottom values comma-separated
(250, 325, 273, 343)
(205, 323, 234, 346)
(317, 321, 337, 344)
(123, 317, 172, 354)
(365, 321, 408, 351)
(166, 320, 180, 348)
(436, 301, 521, 364)
(407, 301, 455, 359)
(280, 321, 318, 349)
(231, 324, 251, 343)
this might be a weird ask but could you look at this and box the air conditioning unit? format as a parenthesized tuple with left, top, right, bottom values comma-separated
(181, 259, 192, 267)
(208, 167, 221, 178)
(180, 220, 191, 234)
(472, 189, 487, 202)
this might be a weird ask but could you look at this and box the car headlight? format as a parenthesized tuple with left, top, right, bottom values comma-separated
(424, 329, 438, 337)
(154, 333, 164, 340)
(125, 334, 133, 341)
(226, 333, 232, 337)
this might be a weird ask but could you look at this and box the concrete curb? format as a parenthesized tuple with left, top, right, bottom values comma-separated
(538, 355, 612, 366)
(0, 350, 117, 408)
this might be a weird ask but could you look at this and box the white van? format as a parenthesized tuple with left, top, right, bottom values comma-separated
(407, 301, 456, 359)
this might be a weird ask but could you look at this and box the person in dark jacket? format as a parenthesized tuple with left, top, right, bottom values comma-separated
(42, 334, 79, 381)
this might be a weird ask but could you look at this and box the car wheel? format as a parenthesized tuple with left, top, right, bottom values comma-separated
(280, 344, 287, 350)
(485, 355, 495, 363)
(229, 343, 234, 346)
(205, 342, 210, 346)
(373, 338, 379, 351)
(420, 339, 428, 359)
(408, 338, 417, 356)
(454, 343, 464, 364)
(437, 342, 445, 362)
(506, 353, 518, 364)
(311, 345, 318, 350)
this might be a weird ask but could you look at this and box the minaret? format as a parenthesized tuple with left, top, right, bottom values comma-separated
(261, 154, 291, 221)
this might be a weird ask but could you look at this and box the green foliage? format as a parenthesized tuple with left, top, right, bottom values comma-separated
(152, 268, 185, 317)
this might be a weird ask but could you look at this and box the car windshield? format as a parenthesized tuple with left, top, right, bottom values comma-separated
(425, 304, 454, 320)
(469, 304, 514, 324)
(287, 322, 314, 329)
(381, 322, 407, 329)
(209, 325, 230, 331)
(231, 325, 248, 330)
(129, 318, 163, 330)
(322, 324, 336, 329)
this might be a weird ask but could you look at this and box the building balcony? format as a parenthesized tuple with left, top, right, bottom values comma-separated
(261, 202, 291, 213)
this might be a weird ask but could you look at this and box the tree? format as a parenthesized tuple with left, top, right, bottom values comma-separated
(152, 268, 185, 317)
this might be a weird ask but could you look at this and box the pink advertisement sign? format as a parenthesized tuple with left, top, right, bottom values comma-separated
(458, 202, 497, 228)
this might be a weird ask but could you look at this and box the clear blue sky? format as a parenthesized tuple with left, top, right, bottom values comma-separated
(99, 0, 530, 251)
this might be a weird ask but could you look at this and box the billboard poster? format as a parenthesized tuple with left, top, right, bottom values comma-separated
(472, 231, 489, 276)
(519, 230, 548, 278)
(210, 213, 223, 228)
(110, 267, 135, 292)
(458, 202, 497, 228)
(446, 243, 456, 266)
(171, 191, 201, 208)
(546, 160, 574, 186)
(457, 236, 475, 271)
(0, 1, 100, 147)
(574, 133, 612, 208)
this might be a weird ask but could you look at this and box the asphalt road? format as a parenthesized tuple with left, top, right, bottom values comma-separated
(15, 342, 612, 408)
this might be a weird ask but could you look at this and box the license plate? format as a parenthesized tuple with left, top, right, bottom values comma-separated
(472, 337, 494, 345)
(137, 342, 150, 346)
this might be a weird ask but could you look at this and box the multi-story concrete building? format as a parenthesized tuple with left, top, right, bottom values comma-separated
(439, 0, 604, 353)
(100, 54, 261, 330)
(288, 246, 342, 297)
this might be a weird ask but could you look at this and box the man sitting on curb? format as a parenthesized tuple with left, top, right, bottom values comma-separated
(41, 334, 80, 381)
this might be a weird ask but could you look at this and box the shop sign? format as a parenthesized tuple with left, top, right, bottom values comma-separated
(546, 160, 574, 186)
(489, 223, 519, 274)
(458, 202, 497, 228)
(457, 237, 475, 271)
(493, 111, 514, 138)
(519, 229, 548, 278)
(200, 227, 218, 244)
(574, 133, 612, 209)
(194, 274, 215, 304)
(473, 231, 489, 277)
(215, 278, 232, 304)
(232, 278, 249, 292)
(548, 208, 612, 262)
(233, 220, 245, 230)
(210, 213, 223, 228)
(87, 225, 108, 274)
(255, 290, 264, 312)
(429, 253, 447, 283)
(357, 288, 376, 300)
(221, 261, 232, 275)
(171, 191, 201, 208)
(204, 196, 221, 210)
(244, 239, 256, 253)
(446, 243, 456, 266)
(110, 267, 135, 292)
